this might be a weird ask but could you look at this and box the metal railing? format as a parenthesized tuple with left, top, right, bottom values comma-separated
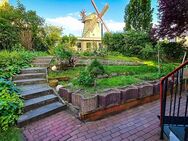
(160, 60, 188, 139)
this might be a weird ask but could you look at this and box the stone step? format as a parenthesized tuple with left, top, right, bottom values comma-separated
(21, 67, 47, 74)
(21, 86, 54, 100)
(32, 60, 51, 64)
(14, 78, 47, 86)
(24, 94, 58, 112)
(32, 58, 52, 63)
(13, 73, 46, 80)
(32, 63, 50, 68)
(17, 102, 66, 127)
(36, 56, 53, 59)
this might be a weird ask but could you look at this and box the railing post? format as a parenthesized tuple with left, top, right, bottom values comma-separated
(160, 79, 164, 139)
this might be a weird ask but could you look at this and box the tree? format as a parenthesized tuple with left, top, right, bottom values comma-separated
(45, 25, 62, 47)
(158, 0, 188, 38)
(0, 0, 46, 51)
(0, 2, 19, 50)
(61, 34, 77, 49)
(124, 0, 153, 32)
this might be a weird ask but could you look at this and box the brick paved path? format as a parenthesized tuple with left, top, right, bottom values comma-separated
(23, 99, 161, 141)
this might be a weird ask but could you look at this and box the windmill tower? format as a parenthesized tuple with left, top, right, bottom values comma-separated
(82, 13, 101, 38)
(80, 0, 110, 38)
(76, 0, 110, 52)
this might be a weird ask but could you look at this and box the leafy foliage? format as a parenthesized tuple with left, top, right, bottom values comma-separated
(55, 45, 72, 61)
(61, 34, 77, 49)
(0, 3, 19, 50)
(0, 1, 61, 51)
(77, 60, 106, 87)
(158, 41, 185, 61)
(45, 25, 63, 54)
(124, 0, 153, 32)
(0, 127, 22, 141)
(0, 78, 23, 131)
(140, 43, 155, 59)
(0, 50, 47, 78)
(158, 0, 188, 38)
(103, 31, 155, 59)
(88, 59, 105, 77)
(77, 70, 95, 87)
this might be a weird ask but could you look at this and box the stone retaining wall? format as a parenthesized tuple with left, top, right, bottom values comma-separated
(119, 86, 139, 103)
(77, 59, 143, 66)
(58, 81, 160, 117)
(81, 96, 98, 114)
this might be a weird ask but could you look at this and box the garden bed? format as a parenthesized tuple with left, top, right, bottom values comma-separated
(49, 64, 175, 97)
(58, 80, 160, 120)
(49, 55, 178, 120)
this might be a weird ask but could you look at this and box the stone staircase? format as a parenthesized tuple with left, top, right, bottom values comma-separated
(13, 56, 66, 127)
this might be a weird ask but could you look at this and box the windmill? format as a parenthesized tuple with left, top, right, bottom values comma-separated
(81, 0, 110, 38)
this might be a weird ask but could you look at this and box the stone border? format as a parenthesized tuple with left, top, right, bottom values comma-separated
(58, 80, 160, 118)
(77, 58, 144, 66)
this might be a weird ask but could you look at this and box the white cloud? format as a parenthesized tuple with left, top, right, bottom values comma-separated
(106, 20, 124, 32)
(67, 12, 80, 18)
(46, 16, 84, 36)
(46, 13, 124, 36)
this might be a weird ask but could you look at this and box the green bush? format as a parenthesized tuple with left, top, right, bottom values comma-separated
(103, 31, 156, 59)
(88, 59, 106, 77)
(158, 41, 185, 61)
(0, 50, 48, 78)
(77, 70, 95, 87)
(77, 59, 106, 87)
(0, 78, 23, 131)
(81, 51, 95, 57)
(140, 43, 155, 59)
(55, 45, 72, 61)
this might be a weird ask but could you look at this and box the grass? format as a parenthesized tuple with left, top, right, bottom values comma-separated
(60, 75, 142, 97)
(49, 63, 177, 79)
(80, 54, 144, 63)
(104, 65, 158, 74)
(0, 127, 23, 141)
(97, 75, 142, 88)
(51, 55, 179, 97)
(49, 66, 84, 79)
(105, 55, 143, 63)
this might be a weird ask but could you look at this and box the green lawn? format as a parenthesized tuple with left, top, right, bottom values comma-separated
(49, 55, 178, 97)
(0, 127, 23, 141)
(80, 54, 144, 63)
(49, 63, 176, 79)
(104, 65, 157, 74)
(49, 66, 84, 79)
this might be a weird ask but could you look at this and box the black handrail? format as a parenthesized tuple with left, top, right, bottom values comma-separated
(160, 60, 188, 139)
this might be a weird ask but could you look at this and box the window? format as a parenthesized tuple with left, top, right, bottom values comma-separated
(77, 42, 82, 51)
(86, 42, 91, 49)
(77, 43, 81, 48)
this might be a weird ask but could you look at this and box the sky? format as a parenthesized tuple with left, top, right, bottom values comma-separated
(9, 0, 159, 36)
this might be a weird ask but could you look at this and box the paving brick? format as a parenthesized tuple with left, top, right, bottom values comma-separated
(23, 99, 164, 141)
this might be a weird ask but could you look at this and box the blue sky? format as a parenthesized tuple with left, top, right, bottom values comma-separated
(9, 0, 159, 36)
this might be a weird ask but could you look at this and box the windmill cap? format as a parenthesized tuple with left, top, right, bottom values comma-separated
(83, 13, 99, 22)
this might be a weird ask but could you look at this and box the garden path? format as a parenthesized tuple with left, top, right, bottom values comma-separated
(13, 56, 66, 127)
(22, 99, 161, 141)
